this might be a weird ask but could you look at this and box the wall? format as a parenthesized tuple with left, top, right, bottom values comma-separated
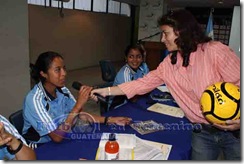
(0, 0, 30, 118)
(29, 5, 132, 70)
(138, 0, 165, 42)
(228, 6, 240, 58)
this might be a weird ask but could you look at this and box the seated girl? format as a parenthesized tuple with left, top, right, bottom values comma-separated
(110, 44, 149, 109)
(22, 51, 131, 144)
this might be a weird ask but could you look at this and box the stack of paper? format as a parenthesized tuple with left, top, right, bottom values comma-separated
(95, 133, 172, 160)
(134, 137, 172, 160)
(130, 120, 164, 135)
(157, 85, 170, 93)
(147, 103, 185, 118)
(95, 133, 136, 160)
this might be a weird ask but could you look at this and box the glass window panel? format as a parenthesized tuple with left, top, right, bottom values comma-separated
(27, 0, 33, 4)
(108, 0, 120, 14)
(47, 0, 51, 6)
(93, 0, 107, 12)
(75, 0, 91, 11)
(51, 0, 60, 8)
(28, 0, 45, 6)
(121, 3, 130, 17)
(63, 0, 74, 9)
(51, 0, 69, 8)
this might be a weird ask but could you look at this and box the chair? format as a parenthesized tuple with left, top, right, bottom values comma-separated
(9, 110, 24, 135)
(99, 60, 117, 87)
(98, 60, 117, 114)
(9, 109, 43, 149)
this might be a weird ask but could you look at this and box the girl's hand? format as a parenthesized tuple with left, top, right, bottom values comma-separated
(108, 117, 132, 126)
(0, 122, 12, 146)
(75, 86, 93, 111)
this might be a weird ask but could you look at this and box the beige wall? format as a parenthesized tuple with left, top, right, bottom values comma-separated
(29, 5, 132, 70)
(0, 0, 30, 118)
(138, 0, 165, 42)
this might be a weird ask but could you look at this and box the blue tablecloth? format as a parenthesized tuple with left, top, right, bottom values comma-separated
(35, 89, 192, 160)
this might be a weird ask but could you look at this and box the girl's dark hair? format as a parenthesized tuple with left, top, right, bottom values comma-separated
(31, 51, 63, 83)
(124, 44, 144, 57)
(158, 9, 212, 67)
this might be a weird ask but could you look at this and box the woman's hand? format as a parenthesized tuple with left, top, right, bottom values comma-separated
(90, 88, 109, 102)
(107, 117, 132, 126)
(213, 119, 240, 131)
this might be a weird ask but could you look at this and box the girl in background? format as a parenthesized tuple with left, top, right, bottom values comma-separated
(110, 44, 149, 109)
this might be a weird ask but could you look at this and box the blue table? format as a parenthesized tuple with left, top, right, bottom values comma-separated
(35, 89, 192, 160)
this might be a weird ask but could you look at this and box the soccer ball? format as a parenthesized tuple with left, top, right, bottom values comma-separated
(200, 82, 240, 124)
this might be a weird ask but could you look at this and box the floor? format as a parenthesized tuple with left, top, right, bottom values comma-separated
(65, 61, 124, 116)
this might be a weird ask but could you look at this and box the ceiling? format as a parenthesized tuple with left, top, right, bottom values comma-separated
(114, 0, 240, 8)
(166, 0, 240, 8)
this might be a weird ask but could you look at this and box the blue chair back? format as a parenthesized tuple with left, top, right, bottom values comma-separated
(9, 110, 24, 135)
(99, 60, 116, 83)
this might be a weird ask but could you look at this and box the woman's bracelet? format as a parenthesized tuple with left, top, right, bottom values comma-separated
(104, 117, 111, 125)
(69, 111, 79, 116)
(108, 87, 111, 96)
(7, 139, 23, 155)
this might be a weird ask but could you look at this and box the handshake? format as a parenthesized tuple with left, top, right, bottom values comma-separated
(72, 81, 107, 103)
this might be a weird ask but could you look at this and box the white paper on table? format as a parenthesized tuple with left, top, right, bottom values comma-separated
(140, 139, 172, 160)
(96, 133, 136, 160)
(95, 133, 172, 160)
(157, 85, 170, 93)
(98, 133, 136, 149)
(147, 103, 185, 118)
(96, 147, 133, 160)
(130, 120, 163, 135)
(134, 136, 172, 160)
